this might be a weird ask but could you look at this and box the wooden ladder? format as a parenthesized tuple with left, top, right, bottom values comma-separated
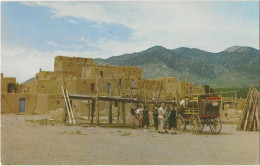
(62, 86, 76, 124)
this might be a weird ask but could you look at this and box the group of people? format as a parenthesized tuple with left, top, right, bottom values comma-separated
(130, 104, 178, 134)
(130, 105, 149, 130)
(154, 104, 178, 134)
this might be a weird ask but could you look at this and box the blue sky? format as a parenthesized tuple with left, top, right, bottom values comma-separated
(1, 1, 259, 82)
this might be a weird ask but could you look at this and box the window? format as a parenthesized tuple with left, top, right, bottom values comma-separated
(107, 83, 111, 93)
(91, 83, 95, 92)
(115, 101, 118, 107)
(118, 79, 121, 87)
(42, 86, 44, 88)
(100, 71, 103, 78)
(27, 87, 29, 93)
(131, 80, 135, 89)
(7, 83, 12, 93)
(57, 101, 60, 104)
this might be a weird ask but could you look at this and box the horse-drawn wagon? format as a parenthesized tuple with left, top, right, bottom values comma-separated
(177, 95, 222, 134)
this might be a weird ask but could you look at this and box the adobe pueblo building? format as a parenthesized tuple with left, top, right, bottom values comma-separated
(1, 56, 205, 124)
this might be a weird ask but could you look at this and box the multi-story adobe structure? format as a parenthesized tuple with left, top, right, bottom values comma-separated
(1, 56, 205, 122)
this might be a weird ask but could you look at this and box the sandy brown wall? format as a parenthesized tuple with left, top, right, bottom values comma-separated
(1, 93, 35, 114)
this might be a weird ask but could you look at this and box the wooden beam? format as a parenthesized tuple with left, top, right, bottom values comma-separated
(91, 100, 95, 124)
(122, 101, 126, 127)
(95, 70, 100, 126)
(117, 101, 120, 124)
(109, 100, 112, 124)
(88, 100, 90, 121)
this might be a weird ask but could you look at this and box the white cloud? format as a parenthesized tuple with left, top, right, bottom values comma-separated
(23, 1, 259, 52)
(67, 18, 78, 24)
(2, 2, 259, 82)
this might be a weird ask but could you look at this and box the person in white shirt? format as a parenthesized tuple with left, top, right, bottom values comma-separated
(158, 104, 165, 133)
(135, 105, 143, 128)
(180, 99, 185, 107)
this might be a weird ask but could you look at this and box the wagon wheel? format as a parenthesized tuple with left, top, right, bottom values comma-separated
(190, 115, 202, 133)
(176, 115, 186, 131)
(210, 117, 222, 134)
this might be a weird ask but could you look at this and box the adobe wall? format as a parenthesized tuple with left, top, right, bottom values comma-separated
(1, 93, 35, 114)
(82, 64, 142, 79)
(54, 56, 94, 77)
(22, 81, 35, 94)
(1, 74, 17, 93)
(35, 94, 64, 114)
(36, 80, 63, 94)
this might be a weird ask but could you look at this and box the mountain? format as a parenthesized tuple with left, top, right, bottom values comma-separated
(94, 46, 259, 87)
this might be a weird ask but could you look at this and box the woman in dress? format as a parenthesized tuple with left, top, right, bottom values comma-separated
(142, 106, 149, 131)
(169, 104, 177, 134)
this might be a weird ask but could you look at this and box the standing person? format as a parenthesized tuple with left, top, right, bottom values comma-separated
(169, 104, 177, 134)
(158, 104, 165, 133)
(136, 105, 143, 128)
(163, 105, 170, 133)
(130, 106, 136, 129)
(153, 105, 159, 131)
(142, 106, 149, 131)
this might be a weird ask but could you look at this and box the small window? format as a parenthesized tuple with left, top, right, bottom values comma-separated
(107, 83, 111, 93)
(57, 101, 60, 104)
(42, 86, 44, 88)
(115, 101, 118, 107)
(7, 83, 12, 93)
(100, 71, 103, 78)
(131, 80, 135, 89)
(91, 83, 95, 92)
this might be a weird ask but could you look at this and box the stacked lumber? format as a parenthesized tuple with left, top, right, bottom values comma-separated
(237, 86, 259, 131)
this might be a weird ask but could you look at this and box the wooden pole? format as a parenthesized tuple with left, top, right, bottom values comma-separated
(91, 100, 95, 124)
(144, 81, 147, 105)
(117, 102, 120, 124)
(95, 70, 100, 126)
(117, 81, 121, 124)
(88, 100, 90, 121)
(109, 100, 112, 124)
(122, 101, 126, 127)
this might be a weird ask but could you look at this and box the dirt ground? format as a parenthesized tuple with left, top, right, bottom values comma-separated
(1, 114, 259, 165)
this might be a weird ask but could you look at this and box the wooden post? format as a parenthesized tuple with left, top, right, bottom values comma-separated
(117, 101, 120, 124)
(117, 82, 121, 124)
(144, 81, 147, 105)
(109, 100, 112, 124)
(88, 100, 90, 121)
(175, 88, 179, 107)
(122, 101, 126, 127)
(220, 91, 223, 118)
(91, 100, 95, 124)
(95, 70, 100, 126)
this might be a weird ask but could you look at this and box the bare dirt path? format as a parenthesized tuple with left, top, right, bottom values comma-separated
(1, 114, 259, 165)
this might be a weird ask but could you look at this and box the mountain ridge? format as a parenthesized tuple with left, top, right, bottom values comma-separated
(94, 45, 259, 87)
